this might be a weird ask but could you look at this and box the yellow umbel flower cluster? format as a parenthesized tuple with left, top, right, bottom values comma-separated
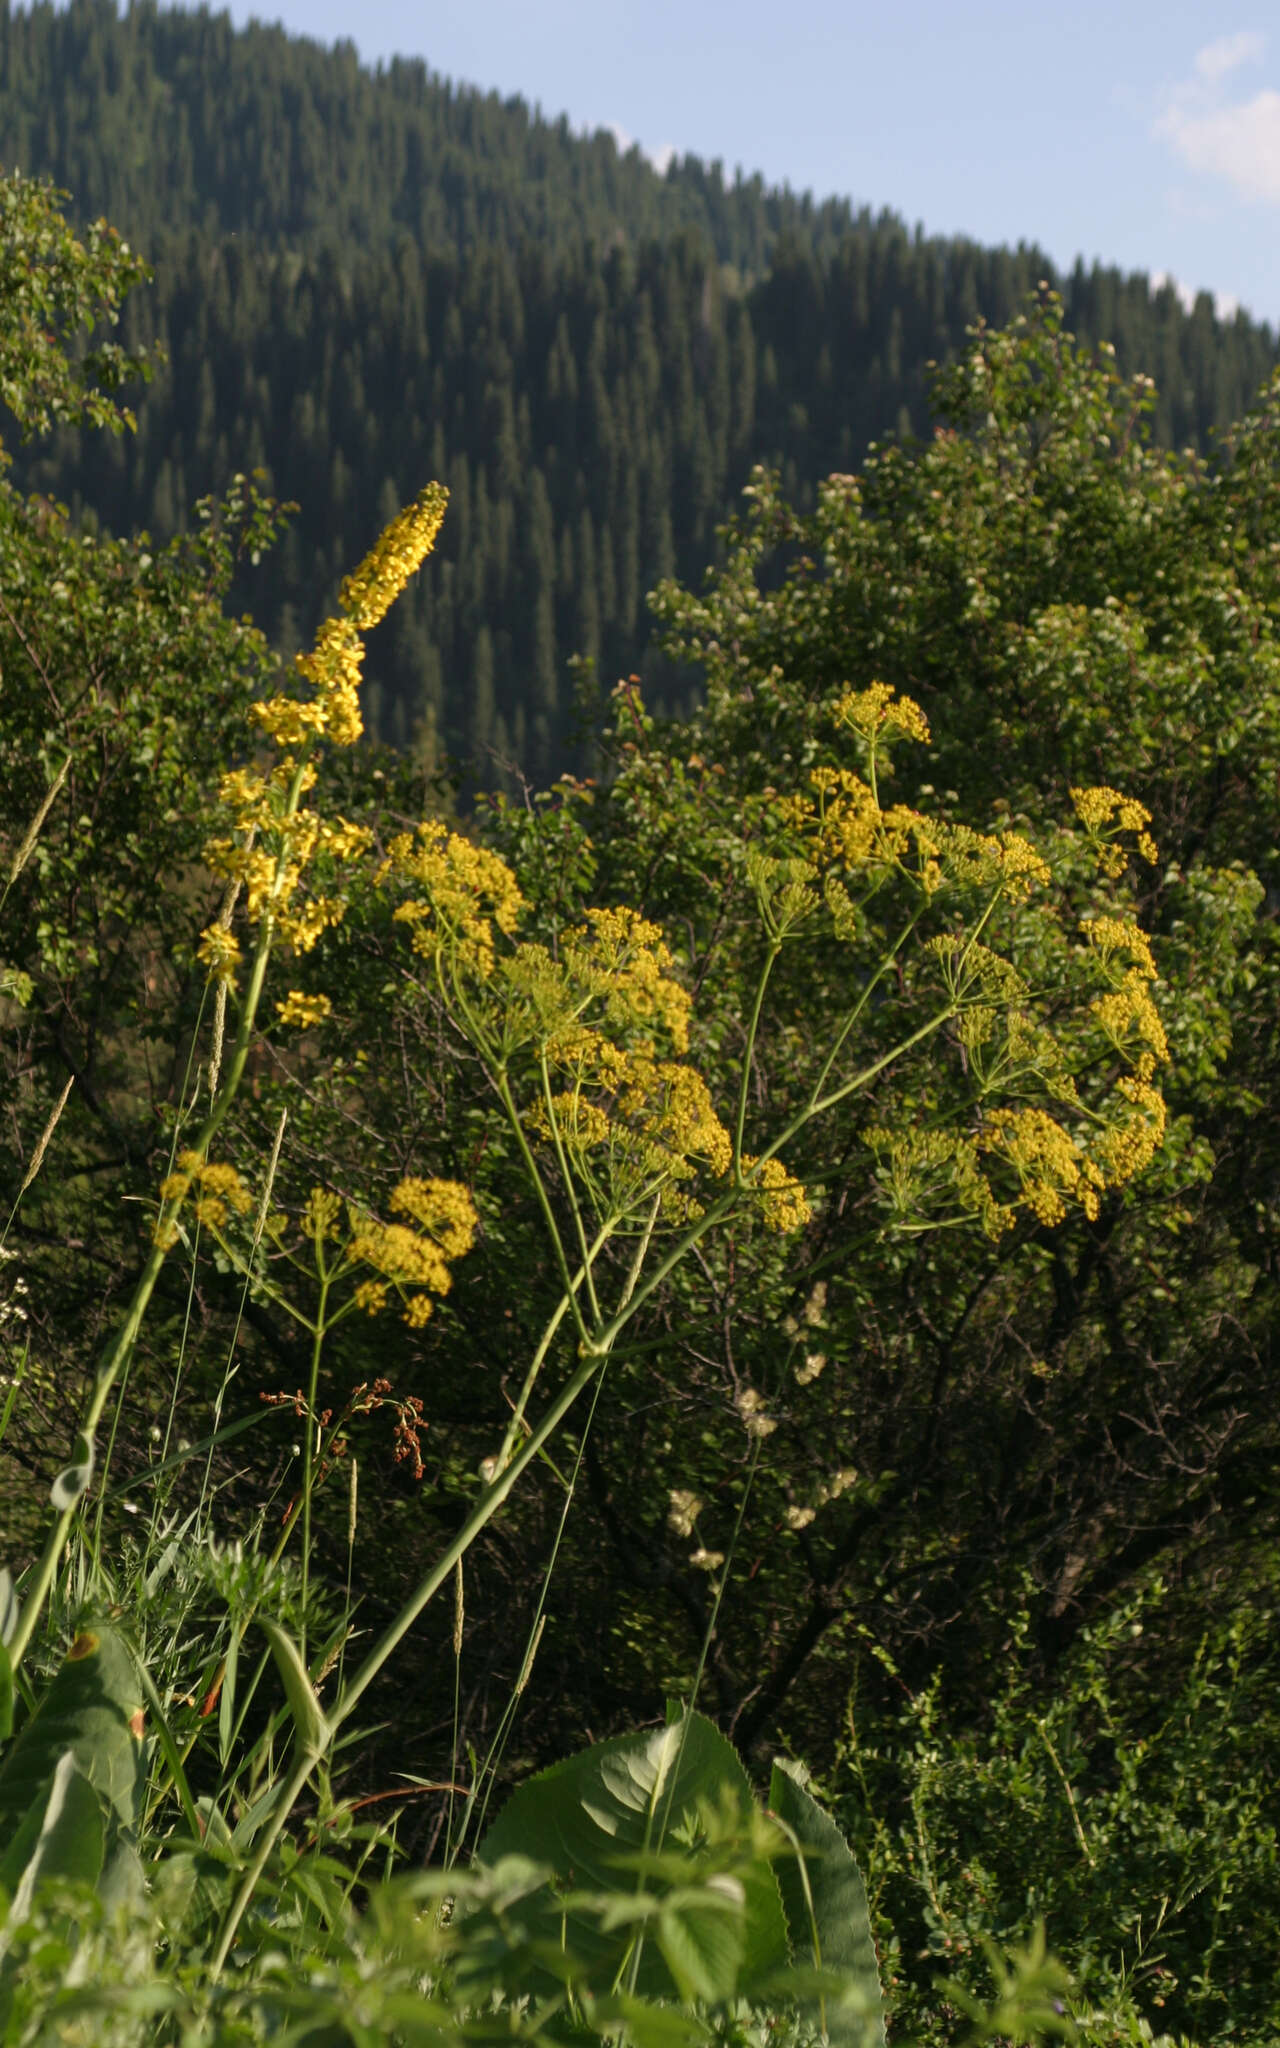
(836, 681, 931, 748)
(741, 1154, 813, 1234)
(275, 990, 333, 1030)
(156, 1152, 253, 1243)
(785, 690, 1055, 914)
(347, 1176, 479, 1328)
(1070, 785, 1159, 876)
(1082, 912, 1167, 1079)
(863, 1125, 1007, 1239)
(1090, 1076, 1168, 1185)
(531, 1033, 733, 1223)
(1084, 915, 1158, 982)
(382, 822, 527, 981)
(982, 1107, 1106, 1228)
(559, 908, 693, 1053)
(1091, 972, 1168, 1076)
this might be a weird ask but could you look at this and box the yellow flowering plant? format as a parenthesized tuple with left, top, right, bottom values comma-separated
(5, 484, 451, 1677)
(5, 468, 1168, 1982)
(366, 675, 1169, 1538)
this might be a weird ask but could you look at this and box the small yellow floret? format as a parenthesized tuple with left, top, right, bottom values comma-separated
(743, 1154, 812, 1233)
(276, 990, 333, 1030)
(197, 923, 242, 986)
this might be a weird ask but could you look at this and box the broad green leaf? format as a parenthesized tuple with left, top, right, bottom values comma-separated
(258, 1616, 331, 1758)
(478, 1707, 787, 2001)
(656, 1879, 746, 2003)
(97, 1836, 148, 1915)
(0, 1620, 144, 1856)
(769, 1757, 885, 2048)
(0, 1748, 103, 1909)
(0, 1642, 11, 1745)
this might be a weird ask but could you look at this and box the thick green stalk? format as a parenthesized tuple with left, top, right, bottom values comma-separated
(494, 1066, 593, 1347)
(538, 1048, 602, 1324)
(209, 1738, 321, 1978)
(806, 903, 925, 1111)
(333, 1339, 608, 1728)
(734, 940, 781, 1168)
(210, 1331, 613, 1975)
(495, 1224, 614, 1474)
(299, 1272, 330, 1659)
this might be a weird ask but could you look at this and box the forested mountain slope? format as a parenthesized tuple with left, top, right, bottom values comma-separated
(3, 0, 1277, 771)
(0, 0, 868, 264)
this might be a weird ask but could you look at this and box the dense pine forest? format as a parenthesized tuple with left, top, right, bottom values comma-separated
(2, 0, 1277, 769)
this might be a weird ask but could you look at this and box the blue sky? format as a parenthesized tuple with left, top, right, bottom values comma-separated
(214, 0, 1280, 327)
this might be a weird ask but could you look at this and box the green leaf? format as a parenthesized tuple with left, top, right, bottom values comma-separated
(258, 1616, 331, 1759)
(769, 1757, 885, 2048)
(478, 1707, 788, 2002)
(0, 1621, 144, 1859)
(0, 1748, 103, 1907)
(218, 1627, 239, 1769)
(587, 1989, 712, 2048)
(656, 1879, 746, 2003)
(132, 1652, 202, 1843)
(0, 1643, 11, 1746)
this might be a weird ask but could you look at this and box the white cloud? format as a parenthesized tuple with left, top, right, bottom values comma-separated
(1155, 33, 1280, 204)
(600, 122, 678, 176)
(1150, 269, 1240, 320)
(1149, 268, 1196, 313)
(1157, 87, 1280, 203)
(1194, 30, 1265, 82)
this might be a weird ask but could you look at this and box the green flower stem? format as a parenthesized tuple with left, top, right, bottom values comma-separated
(806, 1002, 958, 1122)
(299, 1271, 331, 1658)
(210, 1733, 325, 1978)
(537, 1047, 602, 1325)
(806, 902, 925, 1111)
(734, 939, 781, 1170)
(332, 1338, 610, 1732)
(210, 1331, 616, 1977)
(494, 1066, 594, 1349)
(495, 1224, 613, 1474)
(6, 761, 309, 1678)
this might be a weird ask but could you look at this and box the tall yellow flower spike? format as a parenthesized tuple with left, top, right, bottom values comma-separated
(198, 484, 448, 985)
(339, 483, 449, 630)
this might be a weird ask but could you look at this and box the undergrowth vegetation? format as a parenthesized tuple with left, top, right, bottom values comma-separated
(1, 174, 1277, 2045)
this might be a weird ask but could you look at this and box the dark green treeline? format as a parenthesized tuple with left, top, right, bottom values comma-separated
(4, 0, 1277, 772)
(0, 0, 869, 267)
